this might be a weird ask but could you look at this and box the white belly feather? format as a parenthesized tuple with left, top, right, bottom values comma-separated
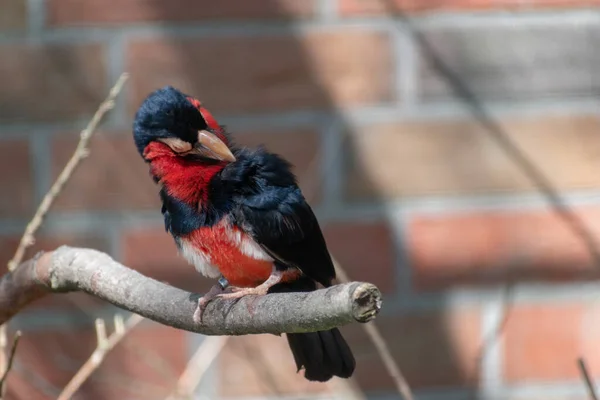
(175, 222, 273, 279)
(226, 228, 274, 262)
(177, 239, 221, 279)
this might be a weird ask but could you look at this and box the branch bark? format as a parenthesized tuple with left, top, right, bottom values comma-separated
(0, 246, 381, 335)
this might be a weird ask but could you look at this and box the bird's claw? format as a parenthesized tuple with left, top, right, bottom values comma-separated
(193, 271, 282, 323)
(193, 283, 227, 324)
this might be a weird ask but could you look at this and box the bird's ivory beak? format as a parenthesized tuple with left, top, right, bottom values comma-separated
(194, 130, 236, 162)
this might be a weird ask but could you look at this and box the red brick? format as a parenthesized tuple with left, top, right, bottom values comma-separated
(122, 226, 215, 293)
(408, 207, 600, 291)
(236, 129, 323, 203)
(0, 139, 32, 218)
(219, 334, 330, 397)
(504, 303, 600, 382)
(51, 132, 160, 211)
(342, 308, 480, 391)
(0, 0, 27, 32)
(48, 0, 315, 26)
(339, 0, 600, 16)
(323, 221, 396, 293)
(0, 43, 107, 123)
(344, 116, 600, 200)
(7, 324, 186, 399)
(0, 233, 111, 310)
(127, 31, 391, 115)
(4, 373, 51, 400)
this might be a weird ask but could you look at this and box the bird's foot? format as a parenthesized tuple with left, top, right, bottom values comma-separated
(216, 285, 270, 299)
(193, 269, 286, 322)
(193, 277, 231, 324)
(217, 268, 284, 301)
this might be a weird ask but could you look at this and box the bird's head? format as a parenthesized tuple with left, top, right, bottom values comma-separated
(133, 86, 236, 164)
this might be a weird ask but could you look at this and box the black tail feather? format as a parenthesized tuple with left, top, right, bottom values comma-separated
(269, 274, 356, 382)
(286, 328, 355, 381)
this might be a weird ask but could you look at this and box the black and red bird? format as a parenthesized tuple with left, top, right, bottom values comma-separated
(132, 86, 355, 382)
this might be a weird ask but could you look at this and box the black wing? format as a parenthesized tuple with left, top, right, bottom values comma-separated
(224, 149, 336, 287)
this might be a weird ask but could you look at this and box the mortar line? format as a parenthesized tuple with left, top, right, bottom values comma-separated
(29, 132, 52, 206)
(106, 33, 129, 127)
(1, 187, 600, 236)
(478, 296, 505, 400)
(387, 210, 413, 296)
(317, 0, 338, 21)
(320, 118, 344, 208)
(26, 0, 45, 37)
(107, 224, 123, 263)
(393, 23, 415, 109)
(1, 97, 600, 134)
(5, 9, 600, 41)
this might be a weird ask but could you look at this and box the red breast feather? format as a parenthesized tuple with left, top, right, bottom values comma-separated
(179, 218, 275, 287)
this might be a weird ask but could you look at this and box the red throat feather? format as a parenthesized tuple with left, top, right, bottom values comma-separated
(143, 142, 225, 206)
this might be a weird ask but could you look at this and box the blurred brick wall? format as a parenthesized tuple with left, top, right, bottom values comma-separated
(2, 1, 600, 399)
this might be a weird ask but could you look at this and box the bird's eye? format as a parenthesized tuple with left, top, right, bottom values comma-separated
(157, 137, 193, 154)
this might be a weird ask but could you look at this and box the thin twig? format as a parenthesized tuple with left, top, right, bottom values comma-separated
(579, 358, 599, 400)
(333, 258, 414, 400)
(7, 72, 129, 272)
(166, 336, 229, 400)
(0, 326, 5, 387)
(57, 314, 143, 400)
(0, 330, 22, 399)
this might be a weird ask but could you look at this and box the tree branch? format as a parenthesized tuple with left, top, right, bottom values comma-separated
(0, 246, 382, 335)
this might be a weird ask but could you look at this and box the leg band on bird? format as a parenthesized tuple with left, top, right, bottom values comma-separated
(217, 275, 230, 290)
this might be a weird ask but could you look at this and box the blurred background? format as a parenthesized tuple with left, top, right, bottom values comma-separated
(2, 0, 600, 399)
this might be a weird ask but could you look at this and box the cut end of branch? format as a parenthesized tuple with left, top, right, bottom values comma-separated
(351, 283, 382, 323)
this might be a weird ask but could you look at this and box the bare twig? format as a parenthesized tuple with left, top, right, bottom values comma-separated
(579, 358, 599, 400)
(7, 73, 129, 272)
(0, 246, 381, 335)
(0, 330, 22, 398)
(166, 336, 229, 400)
(57, 314, 143, 400)
(0, 326, 5, 387)
(333, 258, 414, 400)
